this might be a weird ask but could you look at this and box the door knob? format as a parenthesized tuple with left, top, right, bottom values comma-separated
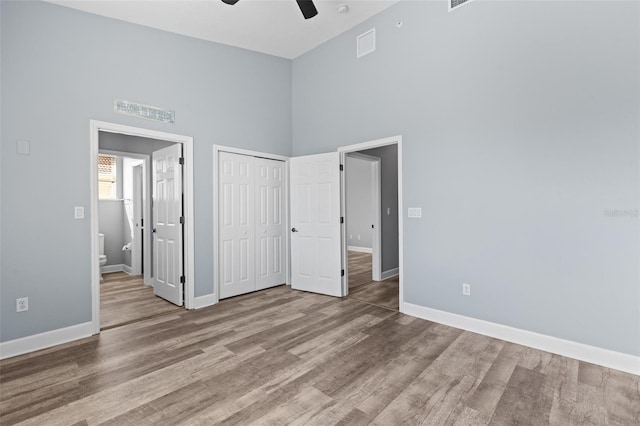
(291, 227, 298, 232)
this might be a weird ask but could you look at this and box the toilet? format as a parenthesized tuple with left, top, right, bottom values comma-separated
(99, 233, 107, 281)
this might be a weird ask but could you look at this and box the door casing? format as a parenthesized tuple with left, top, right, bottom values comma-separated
(90, 120, 195, 334)
(338, 135, 404, 305)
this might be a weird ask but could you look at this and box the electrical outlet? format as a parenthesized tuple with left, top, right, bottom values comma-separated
(16, 297, 28, 312)
(462, 283, 471, 296)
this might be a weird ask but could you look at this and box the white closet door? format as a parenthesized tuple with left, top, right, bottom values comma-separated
(219, 152, 255, 299)
(254, 158, 286, 290)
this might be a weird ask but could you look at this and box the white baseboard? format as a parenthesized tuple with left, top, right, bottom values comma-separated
(348, 246, 373, 253)
(122, 264, 133, 275)
(401, 302, 640, 376)
(0, 322, 94, 360)
(101, 264, 127, 274)
(193, 294, 217, 309)
(380, 267, 399, 280)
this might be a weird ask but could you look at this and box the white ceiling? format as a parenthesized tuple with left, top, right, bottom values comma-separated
(47, 0, 399, 59)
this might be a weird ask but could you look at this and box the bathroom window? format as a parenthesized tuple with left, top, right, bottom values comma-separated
(98, 154, 117, 199)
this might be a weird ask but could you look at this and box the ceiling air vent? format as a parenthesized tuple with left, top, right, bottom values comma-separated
(449, 0, 475, 12)
(357, 28, 376, 58)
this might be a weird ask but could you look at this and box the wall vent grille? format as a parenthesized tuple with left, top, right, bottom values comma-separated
(450, 0, 475, 12)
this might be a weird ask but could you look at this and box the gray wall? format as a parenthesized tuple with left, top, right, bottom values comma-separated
(98, 201, 125, 266)
(360, 145, 399, 273)
(98, 155, 125, 266)
(292, 1, 640, 356)
(1, 1, 292, 342)
(346, 156, 374, 249)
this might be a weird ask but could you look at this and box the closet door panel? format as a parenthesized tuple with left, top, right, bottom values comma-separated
(255, 158, 286, 290)
(219, 152, 255, 299)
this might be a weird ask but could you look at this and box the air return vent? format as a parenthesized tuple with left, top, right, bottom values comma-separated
(357, 28, 376, 58)
(449, 0, 475, 12)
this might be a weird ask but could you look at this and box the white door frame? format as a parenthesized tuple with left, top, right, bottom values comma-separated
(345, 152, 382, 281)
(338, 135, 403, 304)
(90, 120, 196, 334)
(212, 145, 290, 306)
(131, 163, 144, 277)
(99, 149, 150, 283)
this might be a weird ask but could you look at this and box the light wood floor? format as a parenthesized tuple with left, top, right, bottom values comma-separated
(100, 272, 182, 330)
(1, 286, 638, 425)
(347, 251, 399, 311)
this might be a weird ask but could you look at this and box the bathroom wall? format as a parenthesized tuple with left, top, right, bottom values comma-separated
(98, 156, 125, 267)
(121, 157, 144, 269)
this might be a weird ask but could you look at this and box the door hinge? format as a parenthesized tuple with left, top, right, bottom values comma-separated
(180, 275, 185, 284)
(179, 216, 185, 224)
(179, 157, 184, 165)
(340, 217, 344, 224)
(339, 164, 344, 171)
(341, 269, 345, 277)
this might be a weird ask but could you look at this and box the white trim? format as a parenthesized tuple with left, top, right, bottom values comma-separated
(193, 294, 217, 309)
(348, 246, 373, 253)
(212, 144, 291, 305)
(401, 302, 640, 376)
(122, 264, 133, 275)
(380, 268, 399, 280)
(0, 322, 93, 360)
(101, 264, 129, 274)
(90, 120, 196, 335)
(338, 135, 403, 303)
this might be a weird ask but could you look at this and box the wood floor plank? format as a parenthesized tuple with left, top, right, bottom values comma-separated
(1, 284, 638, 425)
(347, 251, 399, 310)
(100, 273, 182, 329)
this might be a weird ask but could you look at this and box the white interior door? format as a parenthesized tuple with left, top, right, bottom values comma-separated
(290, 152, 343, 297)
(152, 144, 183, 306)
(219, 152, 255, 299)
(255, 158, 286, 290)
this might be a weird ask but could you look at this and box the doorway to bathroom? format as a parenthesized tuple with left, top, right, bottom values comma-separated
(90, 120, 195, 334)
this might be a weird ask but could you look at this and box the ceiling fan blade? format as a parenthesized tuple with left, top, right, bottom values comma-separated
(296, 0, 318, 19)
(221, 0, 240, 5)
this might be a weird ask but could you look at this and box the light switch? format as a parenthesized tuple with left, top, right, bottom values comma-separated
(408, 207, 422, 218)
(74, 206, 84, 219)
